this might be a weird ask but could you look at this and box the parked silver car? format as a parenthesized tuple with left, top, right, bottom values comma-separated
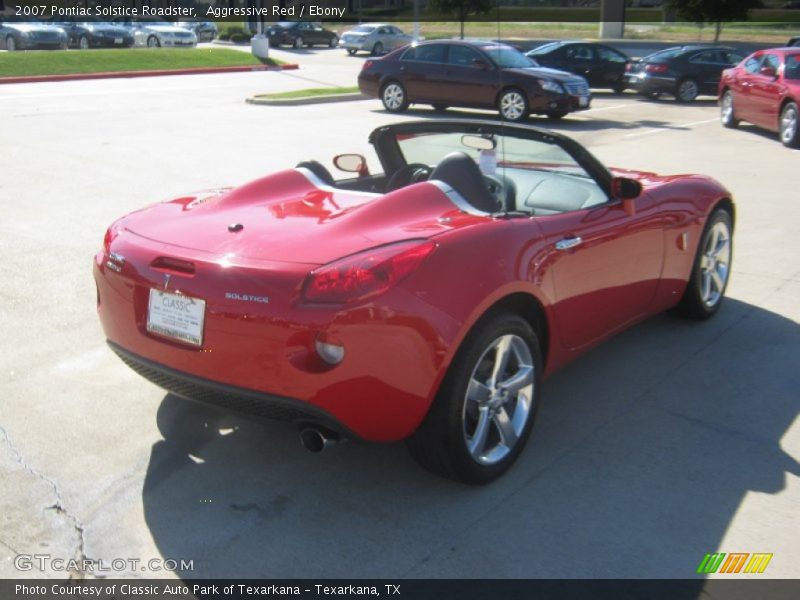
(339, 23, 412, 56)
(114, 19, 197, 48)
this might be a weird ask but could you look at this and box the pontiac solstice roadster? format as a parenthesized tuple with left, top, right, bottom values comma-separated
(94, 120, 735, 484)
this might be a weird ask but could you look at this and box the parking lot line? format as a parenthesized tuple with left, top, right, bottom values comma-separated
(622, 117, 720, 138)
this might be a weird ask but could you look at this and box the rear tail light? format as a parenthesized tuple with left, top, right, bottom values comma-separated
(362, 60, 374, 71)
(301, 239, 436, 305)
(625, 62, 633, 72)
(645, 63, 668, 74)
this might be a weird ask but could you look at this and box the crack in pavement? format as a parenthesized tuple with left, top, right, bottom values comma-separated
(0, 424, 92, 579)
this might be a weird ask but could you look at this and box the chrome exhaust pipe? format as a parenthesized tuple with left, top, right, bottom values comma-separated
(299, 427, 340, 453)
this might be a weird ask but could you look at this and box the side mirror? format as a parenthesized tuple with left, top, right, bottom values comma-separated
(611, 177, 642, 215)
(759, 65, 777, 78)
(472, 59, 491, 70)
(333, 154, 369, 177)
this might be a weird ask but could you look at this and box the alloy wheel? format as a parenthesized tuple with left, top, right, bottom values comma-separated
(677, 79, 699, 102)
(721, 91, 737, 127)
(780, 104, 798, 146)
(461, 334, 534, 465)
(699, 221, 731, 308)
(500, 91, 526, 121)
(382, 83, 405, 111)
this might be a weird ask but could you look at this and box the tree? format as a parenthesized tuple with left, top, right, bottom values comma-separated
(666, 0, 763, 42)
(428, 0, 493, 39)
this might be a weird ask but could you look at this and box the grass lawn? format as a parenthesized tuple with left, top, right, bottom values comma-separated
(253, 86, 360, 100)
(0, 48, 283, 78)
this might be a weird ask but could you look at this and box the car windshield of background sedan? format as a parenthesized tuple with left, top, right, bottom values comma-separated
(483, 46, 538, 68)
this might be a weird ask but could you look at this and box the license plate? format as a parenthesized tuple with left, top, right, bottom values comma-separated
(115, 38, 122, 44)
(147, 289, 205, 346)
(579, 96, 589, 107)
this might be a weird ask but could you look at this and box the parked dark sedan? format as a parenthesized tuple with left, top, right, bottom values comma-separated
(57, 22, 134, 49)
(626, 45, 745, 102)
(527, 41, 630, 92)
(266, 21, 338, 49)
(0, 21, 67, 51)
(789, 37, 800, 47)
(358, 40, 591, 121)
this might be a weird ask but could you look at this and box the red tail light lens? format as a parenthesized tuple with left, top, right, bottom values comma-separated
(301, 240, 436, 305)
(363, 60, 374, 71)
(645, 63, 668, 74)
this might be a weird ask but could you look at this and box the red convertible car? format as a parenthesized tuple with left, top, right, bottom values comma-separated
(719, 47, 800, 147)
(95, 120, 735, 484)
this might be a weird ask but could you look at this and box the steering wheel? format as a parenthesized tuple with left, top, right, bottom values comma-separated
(482, 174, 507, 209)
(385, 163, 432, 192)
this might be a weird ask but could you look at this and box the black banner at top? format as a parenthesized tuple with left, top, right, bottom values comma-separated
(2, 0, 800, 24)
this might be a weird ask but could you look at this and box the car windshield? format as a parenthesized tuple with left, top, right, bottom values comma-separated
(786, 55, 800, 80)
(352, 25, 376, 33)
(645, 47, 690, 61)
(276, 22, 295, 28)
(483, 46, 538, 69)
(527, 42, 560, 56)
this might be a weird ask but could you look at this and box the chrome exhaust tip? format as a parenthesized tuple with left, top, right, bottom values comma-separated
(299, 427, 340, 453)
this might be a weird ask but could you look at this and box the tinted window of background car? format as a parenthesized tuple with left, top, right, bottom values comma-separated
(690, 50, 722, 64)
(597, 46, 627, 63)
(566, 45, 594, 60)
(403, 44, 446, 63)
(744, 56, 762, 74)
(448, 45, 482, 66)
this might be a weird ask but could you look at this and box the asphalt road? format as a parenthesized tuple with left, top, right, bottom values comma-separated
(1, 50, 798, 581)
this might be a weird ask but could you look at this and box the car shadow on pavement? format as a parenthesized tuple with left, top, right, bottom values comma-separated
(142, 298, 800, 580)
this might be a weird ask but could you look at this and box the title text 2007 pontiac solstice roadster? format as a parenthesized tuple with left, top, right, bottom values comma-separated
(95, 120, 734, 484)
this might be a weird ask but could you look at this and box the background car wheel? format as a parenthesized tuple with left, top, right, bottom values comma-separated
(676, 78, 699, 102)
(329, 35, 338, 48)
(381, 81, 409, 113)
(79, 35, 89, 50)
(432, 103, 448, 112)
(406, 312, 542, 485)
(6, 36, 17, 52)
(720, 90, 739, 129)
(498, 88, 529, 122)
(779, 102, 799, 148)
(371, 41, 384, 56)
(293, 36, 303, 49)
(147, 35, 160, 48)
(546, 111, 568, 120)
(346, 48, 356, 55)
(674, 208, 733, 319)
(612, 82, 626, 94)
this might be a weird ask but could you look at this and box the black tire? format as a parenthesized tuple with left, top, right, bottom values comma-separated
(79, 35, 89, 50)
(346, 48, 357, 56)
(674, 208, 733, 319)
(372, 41, 384, 56)
(381, 80, 409, 113)
(406, 312, 543, 485)
(497, 88, 529, 122)
(720, 90, 739, 129)
(293, 36, 303, 49)
(546, 111, 568, 120)
(612, 81, 626, 94)
(147, 35, 160, 48)
(431, 103, 448, 112)
(779, 102, 800, 148)
(6, 36, 17, 52)
(329, 35, 338, 48)
(676, 77, 699, 102)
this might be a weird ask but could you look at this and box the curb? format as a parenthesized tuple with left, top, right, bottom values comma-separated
(247, 92, 368, 106)
(0, 63, 299, 85)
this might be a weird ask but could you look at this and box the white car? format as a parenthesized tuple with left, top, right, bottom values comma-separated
(116, 20, 197, 48)
(339, 23, 412, 56)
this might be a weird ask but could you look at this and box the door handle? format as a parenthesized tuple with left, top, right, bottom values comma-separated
(555, 236, 582, 251)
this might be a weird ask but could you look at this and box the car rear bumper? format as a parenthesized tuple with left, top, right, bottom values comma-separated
(626, 73, 676, 94)
(93, 235, 453, 442)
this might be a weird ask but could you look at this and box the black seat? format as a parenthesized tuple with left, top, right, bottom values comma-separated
(296, 160, 335, 186)
(429, 152, 500, 214)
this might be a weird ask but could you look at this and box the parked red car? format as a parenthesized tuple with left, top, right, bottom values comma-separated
(719, 47, 800, 147)
(95, 120, 735, 484)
